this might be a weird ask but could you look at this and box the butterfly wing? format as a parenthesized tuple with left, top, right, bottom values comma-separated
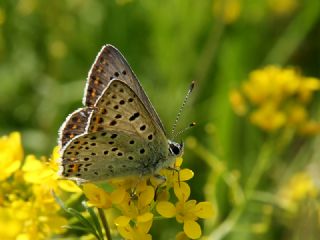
(60, 80, 170, 182)
(58, 107, 93, 148)
(60, 130, 167, 182)
(83, 44, 166, 135)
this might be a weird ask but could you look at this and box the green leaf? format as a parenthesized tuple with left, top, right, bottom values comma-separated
(82, 201, 103, 239)
(52, 191, 102, 240)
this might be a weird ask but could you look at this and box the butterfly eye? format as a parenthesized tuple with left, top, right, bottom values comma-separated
(169, 143, 181, 156)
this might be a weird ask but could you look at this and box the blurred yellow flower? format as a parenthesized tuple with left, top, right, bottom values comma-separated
(267, 0, 298, 16)
(250, 102, 286, 131)
(297, 77, 320, 103)
(286, 104, 307, 125)
(49, 40, 68, 59)
(278, 171, 318, 213)
(17, 0, 38, 16)
(0, 208, 21, 240)
(212, 0, 241, 24)
(22, 155, 53, 184)
(0, 132, 23, 181)
(299, 120, 320, 135)
(230, 65, 320, 135)
(229, 89, 247, 116)
(243, 66, 300, 105)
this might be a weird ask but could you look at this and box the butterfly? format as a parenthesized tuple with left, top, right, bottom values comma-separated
(58, 44, 184, 183)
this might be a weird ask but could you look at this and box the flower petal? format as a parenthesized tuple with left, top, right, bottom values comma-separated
(83, 183, 112, 208)
(195, 201, 215, 219)
(58, 180, 82, 193)
(0, 132, 23, 181)
(179, 169, 194, 181)
(183, 220, 201, 239)
(139, 186, 154, 207)
(111, 187, 126, 204)
(114, 215, 131, 227)
(174, 182, 190, 201)
(175, 157, 183, 167)
(176, 231, 190, 240)
(156, 201, 176, 218)
(136, 220, 153, 233)
(137, 212, 153, 223)
(117, 225, 132, 239)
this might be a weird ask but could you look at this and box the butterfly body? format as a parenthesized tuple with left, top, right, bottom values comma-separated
(58, 45, 183, 183)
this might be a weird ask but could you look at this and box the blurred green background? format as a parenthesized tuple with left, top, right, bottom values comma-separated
(1, 0, 320, 239)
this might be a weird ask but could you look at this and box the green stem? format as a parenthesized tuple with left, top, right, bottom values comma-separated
(208, 142, 273, 240)
(244, 142, 273, 198)
(264, 0, 320, 65)
(208, 206, 243, 240)
(193, 13, 225, 85)
(98, 208, 112, 240)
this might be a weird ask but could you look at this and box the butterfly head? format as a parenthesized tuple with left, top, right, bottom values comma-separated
(168, 140, 184, 157)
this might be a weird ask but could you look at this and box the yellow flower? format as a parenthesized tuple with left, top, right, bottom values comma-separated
(278, 171, 318, 212)
(250, 102, 286, 131)
(299, 120, 320, 135)
(297, 77, 320, 103)
(212, 0, 241, 24)
(0, 207, 21, 240)
(229, 89, 247, 116)
(157, 183, 214, 239)
(7, 197, 67, 239)
(48, 40, 68, 59)
(21, 149, 81, 194)
(117, 220, 152, 240)
(231, 65, 320, 135)
(83, 183, 112, 209)
(286, 104, 307, 125)
(114, 181, 154, 225)
(155, 160, 194, 200)
(267, 0, 298, 16)
(22, 155, 53, 184)
(0, 132, 23, 181)
(0, 132, 71, 239)
(243, 66, 300, 105)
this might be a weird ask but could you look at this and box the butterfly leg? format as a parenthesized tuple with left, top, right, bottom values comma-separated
(129, 174, 148, 202)
(153, 173, 166, 183)
(165, 166, 181, 187)
(153, 174, 167, 201)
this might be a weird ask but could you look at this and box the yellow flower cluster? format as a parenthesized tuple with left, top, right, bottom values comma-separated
(82, 158, 214, 239)
(0, 132, 80, 240)
(230, 66, 320, 134)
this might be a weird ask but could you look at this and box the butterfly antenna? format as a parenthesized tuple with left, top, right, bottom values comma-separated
(171, 81, 195, 137)
(173, 122, 196, 140)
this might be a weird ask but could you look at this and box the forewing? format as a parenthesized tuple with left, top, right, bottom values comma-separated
(58, 107, 93, 148)
(88, 79, 164, 142)
(60, 130, 168, 182)
(83, 44, 166, 134)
